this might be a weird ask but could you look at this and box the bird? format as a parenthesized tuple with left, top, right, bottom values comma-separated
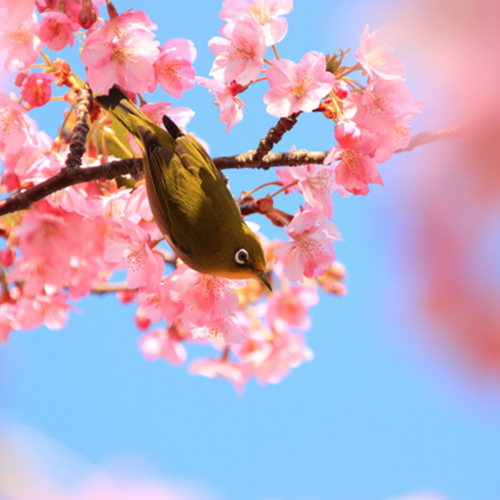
(95, 85, 272, 291)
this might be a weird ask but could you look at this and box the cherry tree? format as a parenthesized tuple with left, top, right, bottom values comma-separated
(0, 0, 458, 392)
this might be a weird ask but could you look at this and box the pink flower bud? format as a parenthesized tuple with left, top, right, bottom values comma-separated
(135, 307, 151, 331)
(0, 247, 15, 267)
(79, 4, 97, 29)
(117, 289, 136, 304)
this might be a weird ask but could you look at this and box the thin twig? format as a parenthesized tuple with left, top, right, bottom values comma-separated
(91, 282, 133, 295)
(65, 83, 92, 169)
(396, 124, 463, 153)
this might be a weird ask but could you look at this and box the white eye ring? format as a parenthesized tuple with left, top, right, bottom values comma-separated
(235, 248, 249, 265)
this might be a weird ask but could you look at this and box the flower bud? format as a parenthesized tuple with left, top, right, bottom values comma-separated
(317, 261, 347, 296)
(135, 306, 151, 331)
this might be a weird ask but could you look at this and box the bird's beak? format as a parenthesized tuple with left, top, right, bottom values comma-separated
(255, 270, 272, 292)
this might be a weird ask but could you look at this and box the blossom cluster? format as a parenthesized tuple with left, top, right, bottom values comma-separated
(0, 0, 419, 391)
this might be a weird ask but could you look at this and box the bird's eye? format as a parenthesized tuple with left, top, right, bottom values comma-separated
(235, 248, 249, 265)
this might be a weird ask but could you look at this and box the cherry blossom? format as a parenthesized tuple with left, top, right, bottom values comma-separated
(0, 92, 30, 156)
(276, 163, 347, 219)
(191, 315, 248, 344)
(265, 284, 318, 333)
(103, 218, 164, 289)
(0, 0, 35, 23)
(9, 256, 67, 297)
(220, 0, 293, 46)
(344, 78, 421, 135)
(356, 25, 406, 82)
(167, 265, 244, 326)
(0, 13, 42, 72)
(274, 207, 341, 281)
(38, 11, 79, 51)
(9, 204, 110, 298)
(263, 51, 335, 116)
(189, 356, 249, 393)
(317, 261, 347, 296)
(23, 152, 100, 218)
(135, 307, 152, 330)
(197, 77, 246, 132)
(0, 301, 18, 343)
(209, 17, 266, 86)
(80, 9, 160, 94)
(154, 38, 197, 98)
(14, 207, 82, 264)
(140, 101, 195, 131)
(136, 280, 173, 323)
(374, 116, 414, 163)
(123, 184, 154, 224)
(20, 72, 55, 108)
(15, 292, 71, 330)
(36, 0, 102, 29)
(139, 328, 187, 366)
(0, 1, 428, 393)
(325, 120, 382, 196)
(240, 331, 313, 385)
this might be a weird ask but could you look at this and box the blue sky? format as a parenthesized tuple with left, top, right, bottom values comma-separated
(1, 1, 500, 499)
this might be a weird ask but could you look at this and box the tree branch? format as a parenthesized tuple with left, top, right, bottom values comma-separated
(247, 112, 301, 163)
(0, 158, 141, 216)
(0, 125, 461, 218)
(215, 149, 327, 170)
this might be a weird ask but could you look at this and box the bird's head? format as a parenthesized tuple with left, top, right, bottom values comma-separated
(211, 223, 272, 291)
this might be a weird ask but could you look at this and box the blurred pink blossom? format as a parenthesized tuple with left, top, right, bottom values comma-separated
(0, 12, 42, 71)
(140, 328, 187, 366)
(0, 92, 30, 156)
(189, 356, 249, 393)
(344, 79, 421, 135)
(356, 25, 406, 81)
(0, 0, 35, 23)
(220, 0, 293, 46)
(265, 284, 318, 333)
(15, 292, 71, 331)
(244, 331, 313, 384)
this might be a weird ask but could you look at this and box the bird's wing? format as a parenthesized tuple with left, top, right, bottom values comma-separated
(146, 146, 242, 265)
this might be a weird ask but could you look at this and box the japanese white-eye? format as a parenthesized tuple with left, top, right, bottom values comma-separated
(96, 85, 271, 290)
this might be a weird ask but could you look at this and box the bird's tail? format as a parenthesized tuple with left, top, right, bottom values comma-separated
(95, 85, 174, 150)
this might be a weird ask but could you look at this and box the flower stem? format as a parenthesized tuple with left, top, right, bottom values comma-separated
(244, 181, 282, 197)
(269, 180, 299, 198)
